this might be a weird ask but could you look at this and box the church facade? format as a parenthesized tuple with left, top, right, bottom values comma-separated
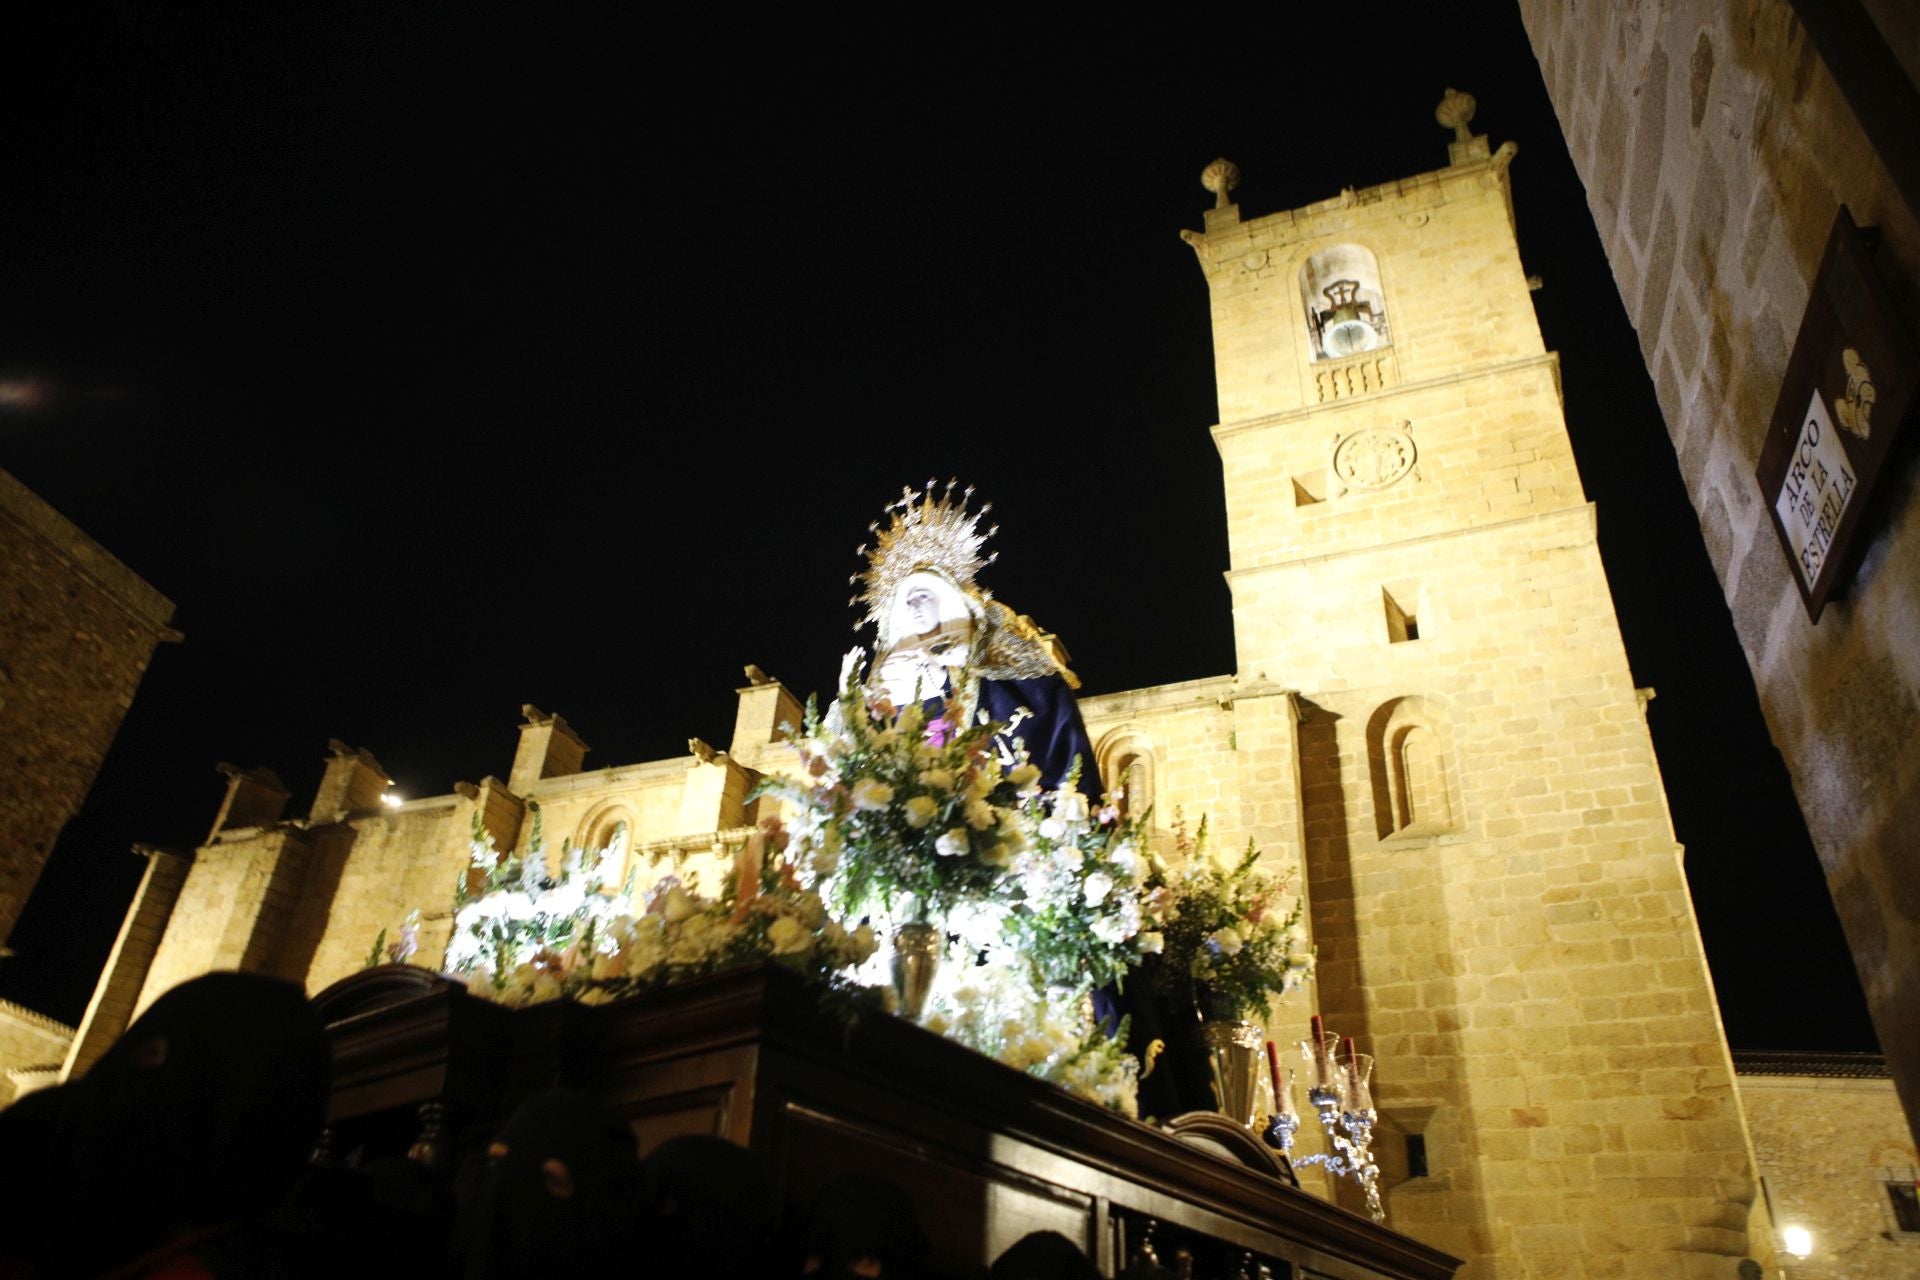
(52, 104, 1764, 1278)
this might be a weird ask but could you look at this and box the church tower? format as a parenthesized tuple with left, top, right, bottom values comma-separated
(1180, 94, 1757, 1277)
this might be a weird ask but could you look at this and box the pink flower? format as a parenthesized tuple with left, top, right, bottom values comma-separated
(925, 717, 954, 747)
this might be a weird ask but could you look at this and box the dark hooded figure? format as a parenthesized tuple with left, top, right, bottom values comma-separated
(989, 1231, 1101, 1280)
(452, 1090, 641, 1280)
(58, 971, 333, 1277)
(799, 1173, 931, 1280)
(0, 1081, 78, 1277)
(640, 1135, 777, 1278)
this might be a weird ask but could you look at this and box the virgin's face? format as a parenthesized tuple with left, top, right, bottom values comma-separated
(887, 571, 973, 660)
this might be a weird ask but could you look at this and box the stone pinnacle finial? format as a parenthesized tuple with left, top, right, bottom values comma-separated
(1436, 88, 1477, 142)
(1200, 157, 1241, 209)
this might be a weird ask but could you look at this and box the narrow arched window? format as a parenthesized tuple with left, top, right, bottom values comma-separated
(1367, 697, 1459, 840)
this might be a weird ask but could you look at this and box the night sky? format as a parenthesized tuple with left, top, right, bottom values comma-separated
(0, 8, 1878, 1052)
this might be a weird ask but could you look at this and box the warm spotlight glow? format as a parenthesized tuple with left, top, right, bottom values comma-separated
(1781, 1226, 1812, 1258)
(381, 793, 404, 808)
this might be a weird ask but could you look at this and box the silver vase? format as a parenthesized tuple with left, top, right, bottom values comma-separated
(1201, 1019, 1265, 1127)
(890, 922, 942, 1020)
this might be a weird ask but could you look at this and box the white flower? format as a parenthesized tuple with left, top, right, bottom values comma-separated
(851, 778, 894, 811)
(901, 795, 940, 829)
(1082, 871, 1115, 906)
(1009, 763, 1042, 789)
(1038, 816, 1066, 841)
(1051, 846, 1084, 873)
(921, 768, 955, 793)
(935, 828, 971, 858)
(964, 797, 996, 830)
(1109, 841, 1141, 880)
(1210, 926, 1245, 956)
(1137, 931, 1165, 954)
(1090, 915, 1129, 944)
(766, 914, 812, 956)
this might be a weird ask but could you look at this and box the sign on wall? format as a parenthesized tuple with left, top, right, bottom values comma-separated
(1757, 207, 1917, 622)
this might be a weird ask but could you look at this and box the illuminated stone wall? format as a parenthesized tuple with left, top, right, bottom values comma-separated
(1518, 0, 1920, 1149)
(0, 468, 174, 952)
(64, 695, 787, 1062)
(1159, 124, 1755, 1277)
(1741, 1066, 1918, 1279)
(0, 1000, 71, 1106)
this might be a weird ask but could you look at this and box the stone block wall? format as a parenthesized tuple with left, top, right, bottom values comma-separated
(0, 1000, 72, 1106)
(1739, 1063, 1918, 1279)
(0, 468, 174, 949)
(1518, 0, 1920, 1146)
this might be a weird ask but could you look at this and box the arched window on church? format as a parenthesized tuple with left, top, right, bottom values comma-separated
(1366, 697, 1459, 841)
(1096, 731, 1158, 825)
(575, 806, 636, 884)
(1299, 244, 1391, 362)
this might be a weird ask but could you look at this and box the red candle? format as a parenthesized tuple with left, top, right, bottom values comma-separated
(1342, 1035, 1357, 1067)
(1310, 1014, 1324, 1046)
(1266, 1039, 1284, 1104)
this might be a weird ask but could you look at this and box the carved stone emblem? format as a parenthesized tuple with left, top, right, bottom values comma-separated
(1837, 347, 1875, 439)
(1331, 423, 1417, 491)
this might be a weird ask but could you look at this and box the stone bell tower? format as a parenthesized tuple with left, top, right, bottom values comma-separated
(1181, 94, 1758, 1278)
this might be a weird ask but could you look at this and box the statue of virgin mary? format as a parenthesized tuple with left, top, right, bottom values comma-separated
(853, 481, 1099, 800)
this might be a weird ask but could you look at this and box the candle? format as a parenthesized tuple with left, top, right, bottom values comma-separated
(1266, 1040, 1288, 1114)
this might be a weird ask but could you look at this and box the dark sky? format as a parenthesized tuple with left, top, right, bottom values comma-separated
(0, 7, 1879, 1052)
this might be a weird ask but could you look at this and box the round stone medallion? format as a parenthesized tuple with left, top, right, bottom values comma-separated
(1332, 425, 1416, 490)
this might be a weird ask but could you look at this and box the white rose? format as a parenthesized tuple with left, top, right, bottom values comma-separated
(1137, 931, 1165, 954)
(766, 914, 812, 956)
(921, 768, 955, 793)
(1009, 763, 1042, 789)
(1082, 871, 1115, 906)
(1090, 915, 1128, 944)
(1211, 926, 1245, 956)
(851, 778, 895, 811)
(1038, 816, 1067, 841)
(901, 795, 940, 829)
(935, 828, 971, 858)
(1109, 841, 1141, 879)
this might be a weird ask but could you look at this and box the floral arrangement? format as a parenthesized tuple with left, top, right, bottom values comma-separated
(406, 807, 878, 1008)
(999, 772, 1154, 991)
(920, 958, 1141, 1119)
(1139, 815, 1312, 1021)
(441, 805, 635, 987)
(757, 649, 1028, 919)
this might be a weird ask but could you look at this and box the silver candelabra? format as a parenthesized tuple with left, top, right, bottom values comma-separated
(1264, 1031, 1384, 1224)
